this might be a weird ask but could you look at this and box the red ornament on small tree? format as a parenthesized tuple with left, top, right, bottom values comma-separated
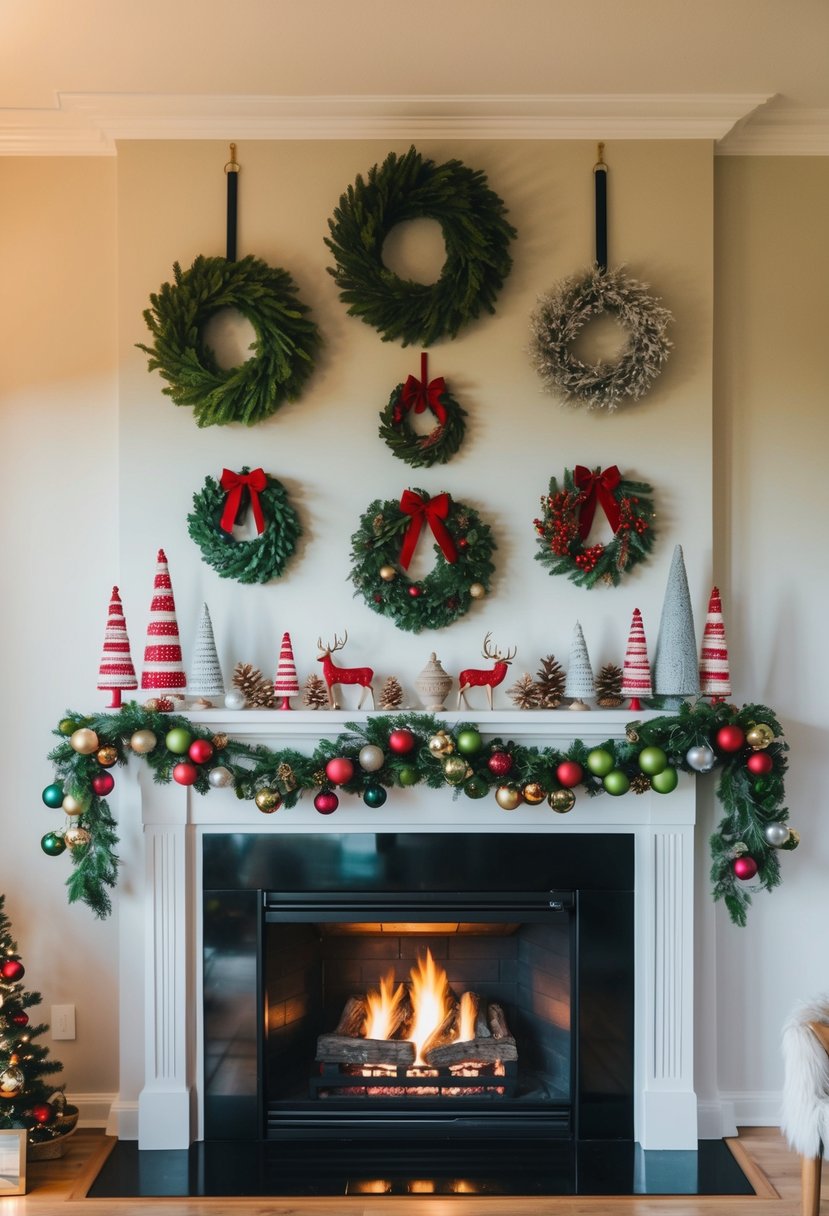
(1, 958, 25, 982)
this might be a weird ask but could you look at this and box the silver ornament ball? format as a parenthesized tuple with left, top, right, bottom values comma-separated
(224, 689, 246, 711)
(208, 766, 234, 789)
(686, 744, 716, 773)
(358, 744, 385, 773)
(764, 822, 791, 848)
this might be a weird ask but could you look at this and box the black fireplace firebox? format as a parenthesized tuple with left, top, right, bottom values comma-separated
(202, 833, 634, 1148)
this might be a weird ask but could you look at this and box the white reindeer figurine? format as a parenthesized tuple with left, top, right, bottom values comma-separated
(316, 631, 375, 709)
(457, 633, 517, 710)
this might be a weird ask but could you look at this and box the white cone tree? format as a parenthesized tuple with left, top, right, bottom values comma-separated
(188, 603, 224, 700)
(565, 621, 595, 709)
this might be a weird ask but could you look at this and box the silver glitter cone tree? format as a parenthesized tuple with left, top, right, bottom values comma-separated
(652, 544, 699, 706)
(564, 621, 595, 708)
(188, 603, 224, 699)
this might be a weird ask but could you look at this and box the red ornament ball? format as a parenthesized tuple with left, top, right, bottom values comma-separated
(0, 959, 24, 982)
(715, 724, 746, 753)
(31, 1103, 55, 1125)
(733, 855, 758, 881)
(746, 751, 774, 776)
(92, 771, 116, 796)
(487, 751, 514, 778)
(11, 1012, 28, 1027)
(556, 760, 584, 788)
(188, 738, 215, 765)
(408, 585, 423, 598)
(314, 790, 339, 815)
(172, 761, 199, 786)
(388, 728, 416, 755)
(325, 757, 355, 786)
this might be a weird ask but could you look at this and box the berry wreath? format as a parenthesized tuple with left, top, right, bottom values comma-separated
(138, 254, 320, 427)
(325, 145, 517, 347)
(533, 465, 656, 589)
(187, 467, 301, 585)
(349, 489, 496, 632)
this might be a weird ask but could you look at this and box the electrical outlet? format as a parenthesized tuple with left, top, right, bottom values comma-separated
(51, 1004, 76, 1040)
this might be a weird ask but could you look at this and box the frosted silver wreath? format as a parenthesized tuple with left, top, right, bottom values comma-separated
(529, 265, 673, 411)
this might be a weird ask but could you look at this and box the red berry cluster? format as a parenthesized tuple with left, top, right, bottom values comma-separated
(537, 490, 581, 556)
(574, 543, 605, 573)
(617, 496, 649, 535)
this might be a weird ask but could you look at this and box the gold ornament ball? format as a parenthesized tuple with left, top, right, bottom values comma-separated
(428, 732, 454, 757)
(64, 825, 91, 849)
(255, 789, 282, 814)
(522, 782, 546, 805)
(130, 729, 158, 755)
(379, 565, 397, 582)
(469, 583, 486, 600)
(495, 785, 522, 811)
(96, 746, 118, 768)
(548, 789, 576, 814)
(746, 723, 775, 750)
(443, 755, 468, 785)
(62, 792, 90, 817)
(70, 727, 99, 755)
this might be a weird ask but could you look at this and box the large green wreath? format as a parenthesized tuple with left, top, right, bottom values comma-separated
(325, 146, 517, 347)
(138, 254, 321, 427)
(534, 466, 655, 589)
(529, 265, 673, 411)
(349, 489, 496, 632)
(187, 467, 301, 584)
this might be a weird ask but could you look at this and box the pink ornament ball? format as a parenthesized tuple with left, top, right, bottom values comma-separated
(733, 855, 758, 881)
(172, 761, 199, 786)
(715, 724, 745, 753)
(325, 757, 355, 786)
(556, 760, 584, 788)
(746, 751, 773, 776)
(189, 738, 215, 765)
(388, 728, 416, 755)
(314, 790, 339, 815)
(92, 772, 116, 797)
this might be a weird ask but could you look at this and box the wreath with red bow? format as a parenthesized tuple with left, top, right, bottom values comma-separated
(349, 489, 496, 632)
(534, 466, 656, 589)
(378, 355, 467, 468)
(187, 467, 301, 584)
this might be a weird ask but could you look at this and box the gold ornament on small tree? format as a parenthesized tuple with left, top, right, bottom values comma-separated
(508, 673, 542, 710)
(536, 654, 565, 708)
(378, 675, 404, 711)
(233, 662, 276, 709)
(302, 674, 329, 710)
(595, 662, 624, 708)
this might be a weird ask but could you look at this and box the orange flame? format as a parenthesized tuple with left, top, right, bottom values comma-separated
(364, 972, 405, 1041)
(457, 990, 477, 1043)
(408, 949, 453, 1065)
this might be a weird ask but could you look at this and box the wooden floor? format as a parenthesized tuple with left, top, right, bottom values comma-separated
(13, 1127, 824, 1215)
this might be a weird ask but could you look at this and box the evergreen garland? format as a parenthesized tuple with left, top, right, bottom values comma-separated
(187, 468, 301, 584)
(378, 380, 467, 468)
(43, 700, 792, 927)
(325, 146, 517, 347)
(138, 254, 320, 427)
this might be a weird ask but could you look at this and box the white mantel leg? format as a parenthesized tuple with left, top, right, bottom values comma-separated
(635, 820, 699, 1149)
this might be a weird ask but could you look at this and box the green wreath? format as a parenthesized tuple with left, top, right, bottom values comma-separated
(529, 265, 673, 411)
(187, 467, 301, 584)
(378, 373, 467, 469)
(534, 465, 655, 589)
(325, 146, 516, 347)
(137, 254, 321, 428)
(349, 489, 496, 632)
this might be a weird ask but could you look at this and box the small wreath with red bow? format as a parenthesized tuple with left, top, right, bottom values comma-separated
(534, 466, 656, 589)
(349, 489, 496, 632)
(187, 467, 301, 584)
(378, 355, 467, 468)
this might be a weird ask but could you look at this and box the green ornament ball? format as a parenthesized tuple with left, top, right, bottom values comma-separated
(586, 748, 615, 778)
(398, 766, 419, 786)
(456, 729, 483, 756)
(603, 769, 631, 797)
(363, 784, 388, 808)
(638, 746, 668, 776)
(165, 727, 193, 755)
(58, 718, 78, 736)
(651, 766, 679, 794)
(42, 782, 64, 809)
(40, 831, 66, 857)
(464, 775, 489, 799)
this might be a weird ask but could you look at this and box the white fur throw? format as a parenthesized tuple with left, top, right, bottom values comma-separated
(780, 994, 829, 1158)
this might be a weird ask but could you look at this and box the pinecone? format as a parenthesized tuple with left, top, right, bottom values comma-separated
(302, 673, 329, 710)
(378, 675, 404, 710)
(233, 662, 276, 709)
(536, 654, 565, 708)
(277, 762, 297, 792)
(508, 673, 542, 710)
(630, 774, 651, 795)
(595, 662, 624, 707)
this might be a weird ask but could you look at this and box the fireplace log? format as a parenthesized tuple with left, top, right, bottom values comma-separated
(333, 995, 366, 1038)
(423, 1034, 517, 1066)
(420, 996, 459, 1059)
(315, 1035, 416, 1066)
(488, 1002, 513, 1041)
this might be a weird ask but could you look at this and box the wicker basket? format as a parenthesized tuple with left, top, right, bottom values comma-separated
(27, 1106, 79, 1161)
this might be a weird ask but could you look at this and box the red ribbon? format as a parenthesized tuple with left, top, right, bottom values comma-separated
(219, 467, 267, 534)
(573, 465, 622, 540)
(399, 352, 448, 426)
(398, 490, 458, 570)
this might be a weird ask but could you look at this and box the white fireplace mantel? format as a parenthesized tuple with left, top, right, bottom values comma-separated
(106, 708, 698, 1152)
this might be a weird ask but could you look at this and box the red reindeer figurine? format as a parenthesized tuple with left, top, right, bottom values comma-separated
(457, 633, 517, 710)
(316, 631, 375, 709)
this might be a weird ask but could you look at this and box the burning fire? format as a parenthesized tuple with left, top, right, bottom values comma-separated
(364, 973, 405, 1041)
(365, 948, 466, 1065)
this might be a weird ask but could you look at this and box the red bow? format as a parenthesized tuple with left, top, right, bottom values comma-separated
(219, 467, 267, 535)
(399, 352, 448, 425)
(398, 490, 458, 571)
(573, 465, 622, 540)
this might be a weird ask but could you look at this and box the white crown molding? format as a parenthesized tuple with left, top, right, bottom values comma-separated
(717, 107, 829, 155)
(0, 92, 774, 155)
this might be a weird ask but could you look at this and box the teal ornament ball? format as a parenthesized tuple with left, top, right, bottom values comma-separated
(41, 832, 66, 857)
(42, 782, 64, 809)
(651, 766, 679, 794)
(638, 746, 668, 776)
(363, 784, 388, 808)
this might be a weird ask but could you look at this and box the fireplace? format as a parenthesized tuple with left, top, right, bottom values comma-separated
(202, 832, 634, 1146)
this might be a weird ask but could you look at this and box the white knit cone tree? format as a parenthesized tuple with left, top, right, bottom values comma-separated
(97, 585, 138, 708)
(621, 607, 652, 711)
(564, 621, 595, 709)
(188, 603, 224, 701)
(652, 544, 699, 707)
(274, 631, 299, 710)
(699, 586, 731, 702)
(140, 548, 187, 691)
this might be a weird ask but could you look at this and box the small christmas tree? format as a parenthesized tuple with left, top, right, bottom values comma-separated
(0, 895, 72, 1148)
(141, 549, 187, 692)
(536, 654, 565, 708)
(621, 607, 652, 710)
(699, 586, 731, 702)
(595, 663, 624, 708)
(233, 662, 276, 708)
(188, 603, 225, 702)
(508, 673, 542, 710)
(96, 586, 138, 708)
(652, 545, 699, 707)
(564, 622, 595, 709)
(302, 673, 329, 710)
(378, 675, 404, 710)
(274, 632, 300, 710)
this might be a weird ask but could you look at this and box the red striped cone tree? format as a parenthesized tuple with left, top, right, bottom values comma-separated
(140, 549, 186, 691)
(621, 607, 652, 711)
(274, 631, 299, 710)
(699, 586, 731, 702)
(97, 586, 138, 708)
